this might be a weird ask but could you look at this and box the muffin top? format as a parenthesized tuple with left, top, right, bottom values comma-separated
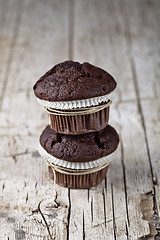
(33, 61, 116, 102)
(40, 125, 119, 163)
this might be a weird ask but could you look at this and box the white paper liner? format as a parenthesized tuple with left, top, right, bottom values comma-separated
(38, 142, 117, 170)
(36, 90, 117, 110)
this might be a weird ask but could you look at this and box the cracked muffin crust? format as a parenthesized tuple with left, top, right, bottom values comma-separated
(40, 125, 119, 163)
(33, 61, 117, 101)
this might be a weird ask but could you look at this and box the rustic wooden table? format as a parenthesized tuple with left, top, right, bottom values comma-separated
(0, 0, 160, 239)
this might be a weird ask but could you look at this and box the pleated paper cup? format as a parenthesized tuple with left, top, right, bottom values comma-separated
(48, 165, 109, 189)
(37, 93, 114, 135)
(39, 143, 116, 189)
(48, 105, 110, 135)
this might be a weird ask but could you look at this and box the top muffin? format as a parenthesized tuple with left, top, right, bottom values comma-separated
(33, 61, 116, 101)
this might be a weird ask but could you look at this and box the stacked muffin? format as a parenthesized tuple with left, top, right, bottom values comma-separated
(33, 61, 119, 189)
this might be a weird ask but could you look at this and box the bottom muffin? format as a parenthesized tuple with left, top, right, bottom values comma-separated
(39, 124, 119, 189)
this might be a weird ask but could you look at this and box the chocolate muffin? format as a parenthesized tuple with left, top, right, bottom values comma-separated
(33, 61, 117, 135)
(39, 124, 119, 189)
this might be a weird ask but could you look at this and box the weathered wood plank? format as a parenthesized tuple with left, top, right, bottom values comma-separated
(118, 0, 160, 234)
(0, 180, 69, 240)
(72, 0, 158, 239)
(0, 134, 70, 239)
(0, 0, 70, 239)
(72, 0, 131, 238)
(0, 0, 69, 136)
(120, 0, 160, 100)
(111, 102, 154, 239)
(113, 0, 160, 237)
(141, 99, 160, 231)
(141, 99, 160, 184)
(0, 0, 23, 109)
(73, 0, 137, 103)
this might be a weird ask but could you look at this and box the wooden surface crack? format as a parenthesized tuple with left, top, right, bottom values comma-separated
(102, 188, 107, 228)
(37, 201, 53, 240)
(67, 188, 71, 240)
(2, 182, 5, 191)
(91, 197, 93, 223)
(120, 139, 130, 226)
(111, 184, 117, 240)
(125, 221, 129, 240)
(83, 210, 85, 240)
(25, 193, 28, 204)
(87, 189, 90, 202)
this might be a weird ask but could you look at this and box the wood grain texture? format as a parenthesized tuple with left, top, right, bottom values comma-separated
(0, 0, 160, 239)
(0, 0, 24, 110)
